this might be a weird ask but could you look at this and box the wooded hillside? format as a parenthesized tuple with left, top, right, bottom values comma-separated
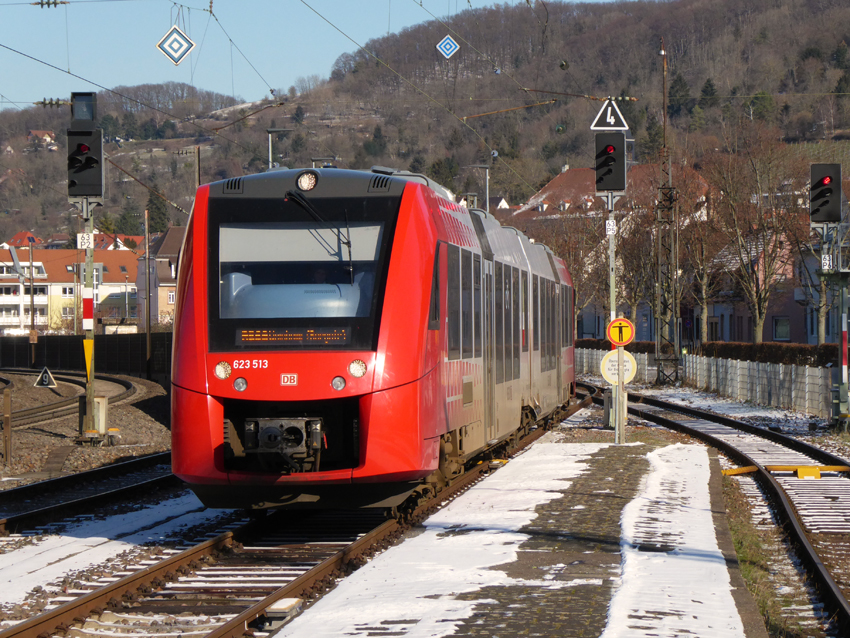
(0, 0, 848, 243)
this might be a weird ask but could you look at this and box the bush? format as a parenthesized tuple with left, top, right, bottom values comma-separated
(575, 339, 660, 354)
(698, 341, 838, 366)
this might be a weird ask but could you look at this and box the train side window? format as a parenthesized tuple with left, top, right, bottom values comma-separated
(521, 271, 528, 353)
(473, 254, 482, 358)
(428, 243, 441, 330)
(447, 244, 460, 360)
(549, 280, 556, 369)
(541, 279, 548, 370)
(569, 286, 575, 347)
(504, 265, 513, 382)
(461, 249, 473, 359)
(512, 267, 520, 379)
(532, 275, 539, 351)
(495, 262, 504, 384)
(544, 280, 552, 371)
(561, 284, 567, 348)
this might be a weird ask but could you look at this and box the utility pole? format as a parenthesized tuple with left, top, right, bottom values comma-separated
(655, 38, 680, 384)
(28, 240, 35, 366)
(145, 208, 152, 380)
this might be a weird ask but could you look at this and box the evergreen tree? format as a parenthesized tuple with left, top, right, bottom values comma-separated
(363, 125, 387, 156)
(689, 105, 705, 132)
(834, 41, 849, 70)
(427, 157, 459, 186)
(99, 114, 120, 142)
(121, 113, 138, 140)
(749, 91, 776, 123)
(292, 105, 305, 124)
(97, 210, 116, 234)
(640, 114, 664, 161)
(668, 73, 692, 118)
(146, 182, 170, 234)
(698, 78, 719, 109)
(116, 201, 142, 235)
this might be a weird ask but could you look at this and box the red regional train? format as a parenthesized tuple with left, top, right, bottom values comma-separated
(171, 166, 575, 510)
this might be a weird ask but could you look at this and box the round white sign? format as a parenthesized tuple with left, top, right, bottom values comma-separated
(600, 349, 637, 385)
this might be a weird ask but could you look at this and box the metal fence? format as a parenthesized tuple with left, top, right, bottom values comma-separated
(681, 354, 832, 418)
(576, 349, 832, 418)
(0, 333, 173, 381)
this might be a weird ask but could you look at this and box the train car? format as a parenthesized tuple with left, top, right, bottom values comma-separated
(171, 166, 575, 510)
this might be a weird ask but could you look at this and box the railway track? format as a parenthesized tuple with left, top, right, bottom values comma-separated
(577, 382, 850, 634)
(0, 369, 136, 429)
(0, 398, 589, 638)
(0, 452, 176, 535)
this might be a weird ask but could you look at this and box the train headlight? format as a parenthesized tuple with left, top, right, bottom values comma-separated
(296, 170, 318, 191)
(348, 359, 367, 378)
(233, 377, 248, 392)
(214, 361, 232, 380)
(331, 376, 346, 391)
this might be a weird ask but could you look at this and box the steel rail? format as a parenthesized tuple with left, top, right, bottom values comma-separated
(0, 397, 587, 638)
(0, 368, 136, 428)
(0, 531, 237, 638)
(205, 397, 591, 638)
(0, 454, 177, 534)
(577, 383, 850, 634)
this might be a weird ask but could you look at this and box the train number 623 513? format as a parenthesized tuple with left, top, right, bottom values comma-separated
(233, 359, 269, 370)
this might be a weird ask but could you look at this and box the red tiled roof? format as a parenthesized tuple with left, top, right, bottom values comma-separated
(4, 231, 43, 247)
(0, 248, 138, 284)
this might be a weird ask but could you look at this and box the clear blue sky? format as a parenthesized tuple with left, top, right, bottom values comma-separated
(0, 0, 582, 111)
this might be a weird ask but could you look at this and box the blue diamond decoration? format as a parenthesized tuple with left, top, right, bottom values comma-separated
(436, 35, 460, 59)
(157, 25, 196, 66)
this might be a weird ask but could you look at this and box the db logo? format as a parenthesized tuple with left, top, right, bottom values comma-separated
(280, 374, 298, 386)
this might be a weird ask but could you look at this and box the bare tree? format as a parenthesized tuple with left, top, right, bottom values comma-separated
(701, 122, 808, 342)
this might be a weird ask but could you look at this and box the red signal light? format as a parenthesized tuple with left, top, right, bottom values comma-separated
(79, 143, 90, 153)
(823, 176, 832, 185)
(605, 145, 615, 154)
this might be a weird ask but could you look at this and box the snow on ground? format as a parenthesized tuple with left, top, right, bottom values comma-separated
(278, 439, 607, 638)
(279, 436, 747, 638)
(582, 373, 828, 435)
(601, 444, 746, 638)
(0, 494, 235, 609)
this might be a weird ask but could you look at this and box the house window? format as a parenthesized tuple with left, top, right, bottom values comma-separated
(168, 290, 176, 305)
(120, 266, 127, 273)
(62, 286, 74, 298)
(61, 307, 73, 317)
(708, 317, 719, 342)
(773, 316, 790, 341)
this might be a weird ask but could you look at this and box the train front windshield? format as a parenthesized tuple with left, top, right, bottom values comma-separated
(207, 194, 399, 351)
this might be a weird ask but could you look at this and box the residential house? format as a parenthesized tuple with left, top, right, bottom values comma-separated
(137, 226, 185, 329)
(0, 249, 138, 334)
(27, 130, 56, 146)
(2, 231, 43, 249)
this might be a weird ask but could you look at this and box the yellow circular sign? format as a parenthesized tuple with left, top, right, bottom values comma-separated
(600, 349, 637, 385)
(607, 318, 635, 346)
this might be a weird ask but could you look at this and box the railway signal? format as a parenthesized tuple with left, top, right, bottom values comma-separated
(810, 163, 841, 223)
(67, 129, 103, 198)
(595, 132, 626, 192)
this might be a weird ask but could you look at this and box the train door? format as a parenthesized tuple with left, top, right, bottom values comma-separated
(483, 259, 495, 441)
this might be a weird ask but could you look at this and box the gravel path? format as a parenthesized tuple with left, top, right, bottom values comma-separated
(0, 374, 170, 488)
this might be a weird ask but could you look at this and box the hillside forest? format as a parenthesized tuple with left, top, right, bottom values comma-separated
(1, 0, 849, 341)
